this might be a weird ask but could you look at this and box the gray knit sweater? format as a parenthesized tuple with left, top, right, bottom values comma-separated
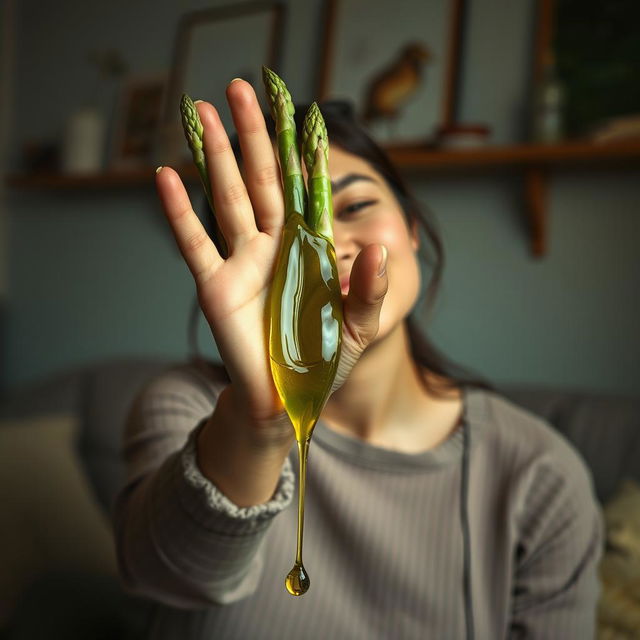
(113, 363, 603, 639)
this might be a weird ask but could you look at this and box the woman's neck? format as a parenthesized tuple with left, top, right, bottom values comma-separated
(321, 323, 463, 453)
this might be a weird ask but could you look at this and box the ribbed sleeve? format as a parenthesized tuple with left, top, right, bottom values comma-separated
(508, 446, 603, 638)
(112, 366, 294, 608)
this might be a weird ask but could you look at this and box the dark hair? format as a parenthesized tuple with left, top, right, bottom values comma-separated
(189, 100, 495, 397)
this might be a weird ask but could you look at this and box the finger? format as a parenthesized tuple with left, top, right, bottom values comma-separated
(342, 244, 388, 350)
(226, 78, 284, 235)
(197, 101, 257, 252)
(156, 166, 222, 284)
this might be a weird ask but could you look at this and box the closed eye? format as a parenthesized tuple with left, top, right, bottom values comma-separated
(336, 199, 377, 218)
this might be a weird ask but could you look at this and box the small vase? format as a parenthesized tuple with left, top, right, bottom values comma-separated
(61, 106, 106, 174)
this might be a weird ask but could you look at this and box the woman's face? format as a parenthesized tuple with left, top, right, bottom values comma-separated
(328, 145, 421, 342)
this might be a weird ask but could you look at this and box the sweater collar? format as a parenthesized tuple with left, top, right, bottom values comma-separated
(311, 386, 490, 472)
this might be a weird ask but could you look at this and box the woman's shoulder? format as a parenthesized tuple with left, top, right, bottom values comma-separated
(467, 386, 593, 488)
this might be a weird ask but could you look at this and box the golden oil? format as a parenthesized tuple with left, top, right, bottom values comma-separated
(268, 212, 342, 595)
(269, 213, 342, 442)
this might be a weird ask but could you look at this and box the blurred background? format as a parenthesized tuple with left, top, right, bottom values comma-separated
(1, 0, 640, 637)
(1, 0, 639, 396)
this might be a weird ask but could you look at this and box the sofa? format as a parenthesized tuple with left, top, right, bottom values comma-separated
(0, 357, 638, 639)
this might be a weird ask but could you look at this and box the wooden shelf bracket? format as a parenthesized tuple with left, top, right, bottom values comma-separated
(524, 166, 548, 257)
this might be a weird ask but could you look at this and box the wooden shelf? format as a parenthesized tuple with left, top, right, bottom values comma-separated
(386, 140, 640, 257)
(386, 139, 640, 169)
(7, 140, 640, 189)
(6, 140, 640, 258)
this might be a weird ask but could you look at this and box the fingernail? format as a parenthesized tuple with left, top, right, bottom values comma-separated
(194, 100, 203, 104)
(155, 166, 163, 174)
(377, 245, 388, 277)
(229, 77, 243, 85)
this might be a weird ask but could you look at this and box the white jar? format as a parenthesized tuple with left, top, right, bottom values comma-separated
(61, 107, 106, 174)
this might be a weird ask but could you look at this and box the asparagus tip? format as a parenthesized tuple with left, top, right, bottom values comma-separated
(302, 102, 328, 175)
(262, 66, 295, 122)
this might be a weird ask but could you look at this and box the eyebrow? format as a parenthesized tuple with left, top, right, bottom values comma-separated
(330, 173, 378, 194)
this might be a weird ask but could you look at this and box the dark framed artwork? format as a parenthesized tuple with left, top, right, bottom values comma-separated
(110, 74, 167, 169)
(162, 1, 286, 164)
(317, 0, 465, 146)
(534, 0, 640, 140)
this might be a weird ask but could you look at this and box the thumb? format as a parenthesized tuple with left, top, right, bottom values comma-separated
(342, 244, 388, 351)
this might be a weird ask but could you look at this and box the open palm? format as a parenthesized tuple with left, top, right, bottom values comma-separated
(155, 79, 388, 434)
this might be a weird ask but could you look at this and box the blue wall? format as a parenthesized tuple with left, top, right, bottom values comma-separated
(4, 0, 640, 396)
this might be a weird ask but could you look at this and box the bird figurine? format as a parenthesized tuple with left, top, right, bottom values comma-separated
(361, 42, 432, 136)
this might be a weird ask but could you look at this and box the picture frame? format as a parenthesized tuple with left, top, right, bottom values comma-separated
(110, 73, 167, 170)
(317, 0, 465, 146)
(533, 0, 640, 141)
(161, 1, 286, 165)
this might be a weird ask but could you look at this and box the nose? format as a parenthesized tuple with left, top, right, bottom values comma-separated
(332, 221, 357, 263)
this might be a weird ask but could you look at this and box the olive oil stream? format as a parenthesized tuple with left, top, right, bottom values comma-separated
(268, 213, 342, 596)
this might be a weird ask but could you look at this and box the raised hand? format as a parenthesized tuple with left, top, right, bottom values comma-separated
(155, 79, 389, 444)
(157, 79, 288, 432)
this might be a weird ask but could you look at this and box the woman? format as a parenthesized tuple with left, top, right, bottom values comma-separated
(114, 79, 603, 639)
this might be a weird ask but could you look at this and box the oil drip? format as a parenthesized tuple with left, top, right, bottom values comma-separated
(268, 213, 342, 595)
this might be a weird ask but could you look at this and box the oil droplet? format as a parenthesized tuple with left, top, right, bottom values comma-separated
(285, 562, 310, 596)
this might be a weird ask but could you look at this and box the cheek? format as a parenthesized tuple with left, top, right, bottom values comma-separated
(367, 216, 411, 252)
(366, 216, 420, 297)
(389, 247, 421, 304)
(375, 256, 420, 341)
(378, 226, 422, 333)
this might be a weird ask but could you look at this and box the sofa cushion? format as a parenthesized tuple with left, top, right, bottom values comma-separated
(0, 413, 117, 627)
(597, 478, 640, 636)
(77, 358, 180, 512)
(0, 369, 83, 419)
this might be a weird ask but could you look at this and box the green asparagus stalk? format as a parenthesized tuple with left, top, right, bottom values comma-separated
(179, 93, 228, 259)
(262, 69, 343, 598)
(301, 102, 333, 242)
(262, 67, 307, 220)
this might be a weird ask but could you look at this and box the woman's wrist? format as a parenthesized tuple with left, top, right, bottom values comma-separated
(195, 385, 294, 507)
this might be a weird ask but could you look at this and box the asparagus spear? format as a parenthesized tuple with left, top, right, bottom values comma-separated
(262, 66, 307, 220)
(179, 93, 228, 259)
(262, 69, 343, 597)
(301, 102, 333, 242)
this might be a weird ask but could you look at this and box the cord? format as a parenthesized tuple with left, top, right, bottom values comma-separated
(461, 416, 475, 640)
